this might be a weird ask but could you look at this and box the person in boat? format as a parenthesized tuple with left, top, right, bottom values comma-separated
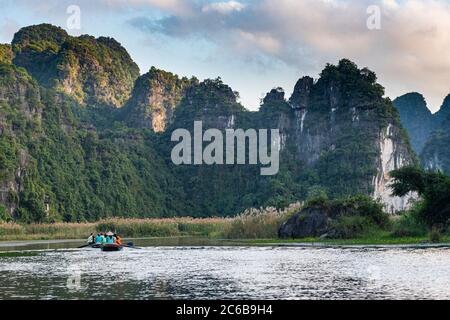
(114, 234, 122, 246)
(105, 232, 115, 244)
(87, 233, 95, 245)
(95, 233, 103, 244)
(96, 233, 107, 245)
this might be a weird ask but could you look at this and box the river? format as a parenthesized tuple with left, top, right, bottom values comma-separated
(0, 238, 449, 299)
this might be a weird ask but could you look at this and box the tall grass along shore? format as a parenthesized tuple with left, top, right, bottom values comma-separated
(0, 201, 448, 244)
(0, 203, 301, 241)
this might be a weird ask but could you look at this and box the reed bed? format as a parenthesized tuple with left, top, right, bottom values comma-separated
(0, 222, 96, 240)
(222, 202, 302, 239)
(97, 217, 230, 238)
(0, 203, 302, 241)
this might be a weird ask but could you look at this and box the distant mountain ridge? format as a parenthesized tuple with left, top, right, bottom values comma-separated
(0, 24, 417, 222)
(393, 93, 434, 153)
(393, 92, 450, 175)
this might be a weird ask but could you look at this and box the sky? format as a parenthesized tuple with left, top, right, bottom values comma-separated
(0, 0, 449, 112)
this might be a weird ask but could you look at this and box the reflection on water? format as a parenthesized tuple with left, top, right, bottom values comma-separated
(1, 246, 450, 300)
(0, 237, 241, 252)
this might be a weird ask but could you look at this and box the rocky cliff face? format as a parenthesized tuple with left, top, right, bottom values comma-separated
(122, 67, 193, 132)
(12, 24, 140, 108)
(0, 24, 420, 221)
(255, 60, 416, 212)
(373, 123, 417, 213)
(166, 60, 416, 213)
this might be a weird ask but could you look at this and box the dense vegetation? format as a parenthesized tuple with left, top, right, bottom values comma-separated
(12, 24, 140, 107)
(420, 112, 450, 174)
(0, 24, 417, 223)
(391, 166, 450, 233)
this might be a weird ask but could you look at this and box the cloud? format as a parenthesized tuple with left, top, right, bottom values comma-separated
(127, 0, 450, 110)
(104, 0, 195, 16)
(5, 0, 450, 110)
(0, 18, 20, 43)
(202, 1, 246, 14)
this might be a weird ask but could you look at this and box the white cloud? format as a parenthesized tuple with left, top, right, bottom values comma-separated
(6, 0, 450, 110)
(129, 0, 450, 110)
(107, 0, 195, 16)
(202, 1, 246, 14)
(236, 31, 282, 55)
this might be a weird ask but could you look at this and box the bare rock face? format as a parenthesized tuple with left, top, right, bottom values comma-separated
(290, 76, 314, 109)
(123, 67, 192, 132)
(373, 123, 417, 213)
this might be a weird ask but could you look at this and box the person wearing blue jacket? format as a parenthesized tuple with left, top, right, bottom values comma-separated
(106, 234, 114, 244)
(95, 233, 106, 244)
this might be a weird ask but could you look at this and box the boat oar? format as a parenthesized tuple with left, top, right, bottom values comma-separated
(78, 244, 91, 249)
(121, 242, 142, 249)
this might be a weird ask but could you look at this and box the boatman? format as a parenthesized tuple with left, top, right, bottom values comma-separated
(87, 233, 94, 245)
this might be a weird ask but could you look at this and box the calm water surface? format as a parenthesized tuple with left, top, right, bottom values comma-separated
(1, 240, 450, 300)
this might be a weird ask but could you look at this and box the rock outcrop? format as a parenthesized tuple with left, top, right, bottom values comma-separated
(278, 206, 330, 239)
(278, 195, 387, 239)
(12, 24, 140, 108)
(122, 67, 192, 132)
(257, 60, 416, 212)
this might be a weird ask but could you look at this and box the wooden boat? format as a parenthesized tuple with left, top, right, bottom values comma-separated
(101, 243, 123, 252)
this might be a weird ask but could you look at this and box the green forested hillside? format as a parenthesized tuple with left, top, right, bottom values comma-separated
(0, 24, 416, 222)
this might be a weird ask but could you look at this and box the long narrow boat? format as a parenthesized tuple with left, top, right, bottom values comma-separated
(101, 243, 123, 252)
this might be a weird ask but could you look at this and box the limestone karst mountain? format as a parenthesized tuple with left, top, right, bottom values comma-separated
(12, 24, 140, 108)
(0, 24, 417, 222)
(393, 93, 434, 154)
(394, 93, 450, 175)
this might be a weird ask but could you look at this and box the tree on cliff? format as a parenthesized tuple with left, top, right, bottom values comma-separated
(390, 166, 450, 230)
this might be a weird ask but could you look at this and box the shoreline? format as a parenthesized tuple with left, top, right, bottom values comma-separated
(256, 242, 450, 249)
(1, 236, 450, 251)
